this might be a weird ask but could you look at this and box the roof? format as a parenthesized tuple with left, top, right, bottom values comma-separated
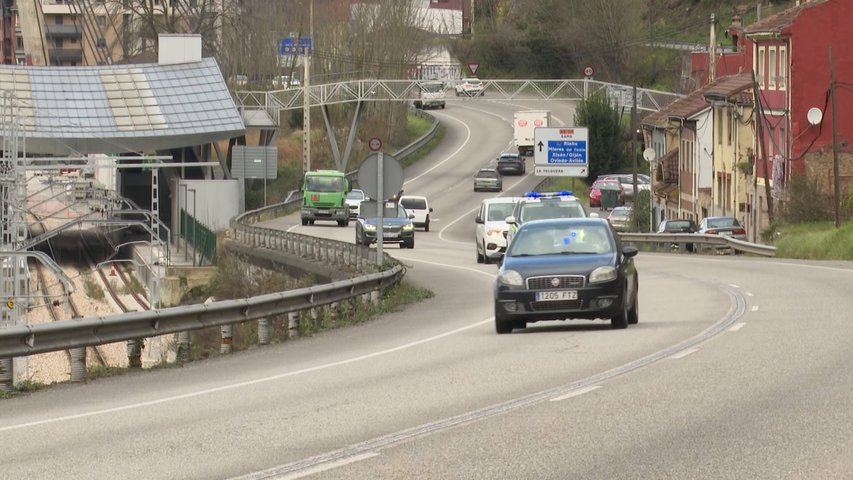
(743, 0, 830, 36)
(0, 57, 245, 155)
(642, 74, 754, 128)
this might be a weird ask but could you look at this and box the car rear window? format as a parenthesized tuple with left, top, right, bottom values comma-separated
(707, 217, 741, 228)
(400, 198, 427, 210)
(666, 220, 692, 230)
(499, 155, 519, 162)
(478, 170, 498, 178)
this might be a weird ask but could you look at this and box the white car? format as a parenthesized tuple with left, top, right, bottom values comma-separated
(475, 197, 521, 264)
(345, 189, 366, 219)
(455, 77, 484, 97)
(398, 195, 432, 231)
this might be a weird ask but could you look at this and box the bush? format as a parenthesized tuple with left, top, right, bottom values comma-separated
(780, 175, 832, 224)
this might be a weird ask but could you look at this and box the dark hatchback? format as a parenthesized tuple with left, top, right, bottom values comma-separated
(494, 218, 639, 333)
(496, 152, 526, 175)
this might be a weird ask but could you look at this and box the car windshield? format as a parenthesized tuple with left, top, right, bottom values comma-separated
(306, 175, 343, 192)
(707, 217, 741, 228)
(509, 224, 614, 256)
(346, 190, 364, 200)
(477, 170, 498, 178)
(422, 83, 443, 92)
(519, 203, 585, 222)
(400, 198, 427, 210)
(487, 203, 516, 222)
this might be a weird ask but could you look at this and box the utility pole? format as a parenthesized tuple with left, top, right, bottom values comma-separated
(751, 70, 774, 226)
(631, 85, 639, 231)
(830, 47, 841, 228)
(302, 0, 313, 175)
(709, 13, 717, 83)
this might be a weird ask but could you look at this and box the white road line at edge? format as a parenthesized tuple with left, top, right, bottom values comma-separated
(729, 284, 740, 289)
(729, 322, 747, 332)
(550, 385, 602, 402)
(745, 292, 754, 297)
(751, 305, 760, 311)
(275, 452, 380, 480)
(404, 114, 472, 185)
(0, 318, 494, 433)
(393, 255, 497, 278)
(670, 348, 700, 360)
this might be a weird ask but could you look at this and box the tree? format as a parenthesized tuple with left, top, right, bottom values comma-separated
(574, 93, 624, 182)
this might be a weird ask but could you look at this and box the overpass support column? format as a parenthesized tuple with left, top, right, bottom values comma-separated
(321, 101, 363, 172)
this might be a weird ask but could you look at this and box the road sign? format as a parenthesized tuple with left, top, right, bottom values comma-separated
(533, 127, 589, 178)
(368, 137, 382, 152)
(279, 36, 312, 56)
(583, 65, 595, 77)
(467, 62, 480, 75)
(357, 153, 403, 201)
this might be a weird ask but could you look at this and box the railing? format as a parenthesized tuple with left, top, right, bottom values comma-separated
(619, 232, 776, 257)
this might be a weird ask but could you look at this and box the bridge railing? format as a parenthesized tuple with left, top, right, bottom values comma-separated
(618, 232, 776, 257)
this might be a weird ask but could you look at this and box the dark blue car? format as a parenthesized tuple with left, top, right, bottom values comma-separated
(494, 218, 639, 333)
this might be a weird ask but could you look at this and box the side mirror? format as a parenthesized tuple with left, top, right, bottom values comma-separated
(475, 216, 484, 224)
(505, 216, 517, 224)
(408, 214, 415, 219)
(429, 207, 434, 212)
(622, 246, 639, 258)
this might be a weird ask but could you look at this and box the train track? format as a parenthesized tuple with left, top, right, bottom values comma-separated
(80, 233, 151, 314)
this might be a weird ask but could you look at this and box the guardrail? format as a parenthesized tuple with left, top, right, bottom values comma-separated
(619, 232, 776, 257)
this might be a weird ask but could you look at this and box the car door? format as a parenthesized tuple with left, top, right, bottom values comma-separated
(475, 202, 487, 252)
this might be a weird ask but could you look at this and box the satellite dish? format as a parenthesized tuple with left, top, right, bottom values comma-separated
(643, 148, 657, 163)
(807, 107, 823, 126)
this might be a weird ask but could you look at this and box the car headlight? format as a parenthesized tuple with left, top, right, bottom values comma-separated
(486, 227, 503, 237)
(589, 266, 617, 284)
(403, 223, 414, 231)
(497, 269, 524, 286)
(363, 223, 376, 231)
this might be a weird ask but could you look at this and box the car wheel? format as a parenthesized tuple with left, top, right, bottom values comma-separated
(628, 282, 639, 325)
(512, 320, 527, 330)
(308, 220, 315, 225)
(476, 244, 485, 264)
(301, 218, 308, 226)
(424, 217, 430, 232)
(403, 238, 414, 249)
(495, 315, 514, 334)
(610, 287, 630, 329)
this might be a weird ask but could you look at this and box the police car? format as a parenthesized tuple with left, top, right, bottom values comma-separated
(505, 191, 595, 246)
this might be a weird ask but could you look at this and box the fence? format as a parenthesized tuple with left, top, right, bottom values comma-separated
(180, 209, 216, 265)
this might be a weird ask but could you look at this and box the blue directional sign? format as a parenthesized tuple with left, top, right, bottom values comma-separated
(279, 36, 312, 56)
(533, 127, 589, 177)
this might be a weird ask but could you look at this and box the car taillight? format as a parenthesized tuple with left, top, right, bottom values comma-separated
(707, 229, 718, 234)
(733, 228, 746, 235)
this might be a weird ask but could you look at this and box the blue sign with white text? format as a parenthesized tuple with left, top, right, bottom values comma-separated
(547, 140, 587, 164)
(279, 36, 312, 56)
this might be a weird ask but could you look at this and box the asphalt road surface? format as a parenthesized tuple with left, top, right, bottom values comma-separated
(2, 99, 852, 480)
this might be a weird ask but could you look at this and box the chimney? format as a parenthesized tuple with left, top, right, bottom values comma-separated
(727, 15, 743, 52)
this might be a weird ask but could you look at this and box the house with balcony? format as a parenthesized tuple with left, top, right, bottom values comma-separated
(744, 0, 853, 221)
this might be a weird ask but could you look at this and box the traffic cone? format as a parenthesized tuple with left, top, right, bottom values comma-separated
(109, 264, 117, 276)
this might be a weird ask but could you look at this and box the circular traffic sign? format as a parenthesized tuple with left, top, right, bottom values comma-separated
(583, 65, 595, 77)
(368, 137, 382, 152)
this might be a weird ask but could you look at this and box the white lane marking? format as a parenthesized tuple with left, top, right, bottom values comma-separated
(0, 317, 494, 433)
(550, 385, 601, 402)
(267, 452, 380, 480)
(404, 114, 472, 185)
(669, 348, 699, 360)
(745, 292, 754, 297)
(751, 305, 759, 312)
(394, 255, 497, 278)
(729, 322, 747, 332)
(729, 284, 740, 289)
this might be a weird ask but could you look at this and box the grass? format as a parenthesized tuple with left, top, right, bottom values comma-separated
(399, 122, 445, 169)
(0, 379, 51, 399)
(537, 177, 591, 204)
(120, 269, 148, 298)
(83, 272, 105, 301)
(770, 221, 853, 260)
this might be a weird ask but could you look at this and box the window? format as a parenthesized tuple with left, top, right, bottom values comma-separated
(757, 46, 766, 88)
(727, 110, 733, 146)
(55, 16, 63, 25)
(717, 107, 723, 145)
(97, 16, 106, 27)
(55, 39, 63, 48)
(779, 46, 787, 90)
(768, 46, 777, 89)
(96, 37, 107, 48)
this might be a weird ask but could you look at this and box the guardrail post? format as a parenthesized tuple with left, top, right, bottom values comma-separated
(221, 324, 233, 354)
(0, 358, 12, 391)
(69, 347, 86, 383)
(288, 312, 300, 338)
(258, 318, 270, 345)
(176, 331, 190, 362)
(127, 339, 143, 368)
(370, 289, 381, 306)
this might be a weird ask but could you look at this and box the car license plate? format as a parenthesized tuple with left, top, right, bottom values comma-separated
(720, 231, 732, 236)
(535, 290, 577, 301)
(317, 209, 328, 214)
(383, 232, 396, 238)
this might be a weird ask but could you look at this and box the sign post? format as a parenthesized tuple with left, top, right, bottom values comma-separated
(358, 138, 404, 264)
(533, 127, 589, 177)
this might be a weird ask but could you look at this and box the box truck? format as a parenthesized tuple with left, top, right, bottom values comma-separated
(513, 110, 551, 157)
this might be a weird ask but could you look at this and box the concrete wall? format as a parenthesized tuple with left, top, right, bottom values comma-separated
(174, 179, 240, 232)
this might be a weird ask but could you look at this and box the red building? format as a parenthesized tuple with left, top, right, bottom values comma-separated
(745, 0, 853, 197)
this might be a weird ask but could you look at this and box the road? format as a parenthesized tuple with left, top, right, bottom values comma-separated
(2, 99, 853, 479)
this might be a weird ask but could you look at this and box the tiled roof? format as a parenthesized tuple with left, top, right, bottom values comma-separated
(743, 0, 830, 35)
(703, 73, 754, 100)
(642, 74, 754, 128)
(0, 57, 245, 155)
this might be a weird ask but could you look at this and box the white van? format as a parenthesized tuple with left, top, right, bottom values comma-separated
(413, 81, 446, 110)
(398, 195, 433, 231)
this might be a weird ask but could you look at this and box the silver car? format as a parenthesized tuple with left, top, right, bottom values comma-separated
(607, 206, 632, 232)
(698, 216, 747, 240)
(474, 168, 503, 192)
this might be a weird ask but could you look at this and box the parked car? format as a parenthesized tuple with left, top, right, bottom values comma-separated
(505, 191, 590, 245)
(398, 195, 433, 231)
(607, 206, 632, 232)
(589, 178, 625, 209)
(345, 189, 366, 219)
(494, 217, 639, 333)
(496, 152, 526, 176)
(598, 173, 651, 200)
(455, 77, 484, 96)
(475, 197, 521, 264)
(657, 218, 699, 252)
(473, 168, 503, 192)
(698, 216, 747, 241)
(355, 204, 415, 248)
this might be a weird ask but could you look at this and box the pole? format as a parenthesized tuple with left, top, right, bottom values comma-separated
(302, 0, 313, 175)
(181, 183, 188, 261)
(830, 47, 841, 228)
(189, 188, 197, 267)
(376, 152, 384, 262)
(751, 70, 774, 226)
(631, 85, 639, 231)
(709, 13, 717, 83)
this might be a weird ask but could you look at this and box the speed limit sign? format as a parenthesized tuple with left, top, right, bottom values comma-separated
(583, 65, 595, 77)
(368, 137, 382, 152)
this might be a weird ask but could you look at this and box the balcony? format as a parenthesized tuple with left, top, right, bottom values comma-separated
(45, 24, 83, 38)
(49, 47, 82, 62)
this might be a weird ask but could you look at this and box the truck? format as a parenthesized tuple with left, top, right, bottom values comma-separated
(513, 110, 551, 157)
(301, 170, 351, 227)
(413, 81, 446, 110)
